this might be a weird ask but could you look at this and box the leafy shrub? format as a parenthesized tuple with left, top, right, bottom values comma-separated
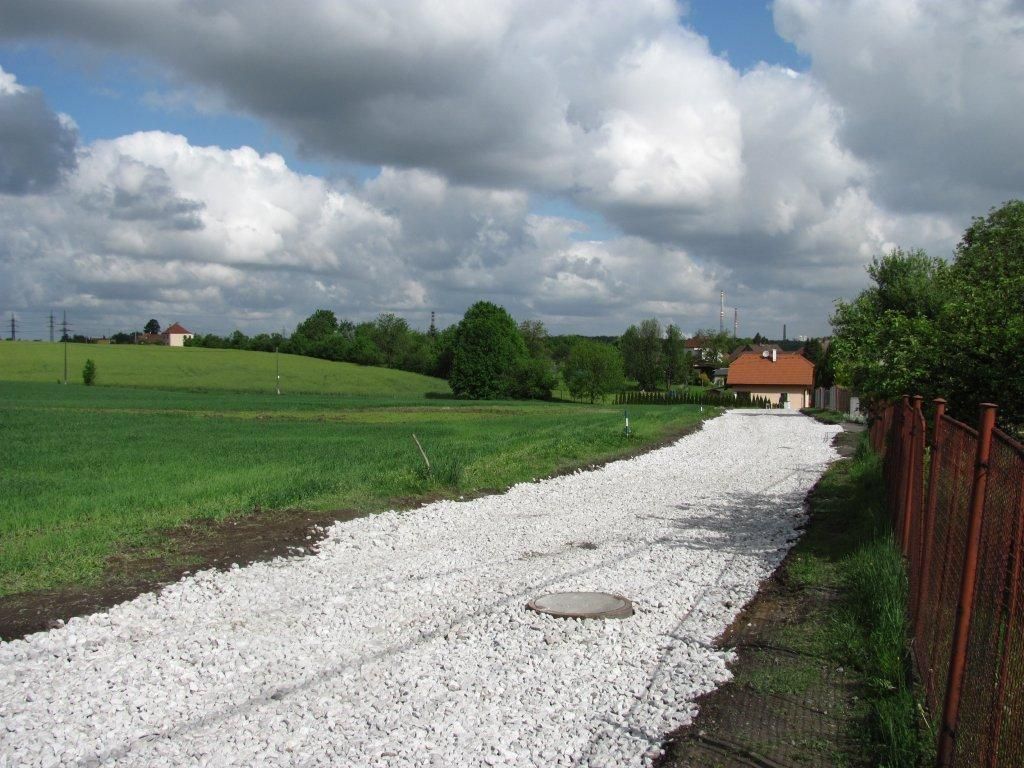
(565, 340, 625, 403)
(510, 357, 557, 400)
(82, 359, 97, 386)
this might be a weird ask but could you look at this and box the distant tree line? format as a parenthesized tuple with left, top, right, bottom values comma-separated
(167, 302, 823, 404)
(186, 311, 450, 377)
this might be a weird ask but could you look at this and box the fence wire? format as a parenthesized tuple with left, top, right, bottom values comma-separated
(919, 417, 976, 714)
(953, 430, 1024, 767)
(874, 400, 1023, 767)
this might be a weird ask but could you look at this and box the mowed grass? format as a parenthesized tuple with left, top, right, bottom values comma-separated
(0, 381, 711, 596)
(0, 340, 449, 396)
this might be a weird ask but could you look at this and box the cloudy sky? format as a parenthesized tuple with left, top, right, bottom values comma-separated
(1, 0, 1021, 340)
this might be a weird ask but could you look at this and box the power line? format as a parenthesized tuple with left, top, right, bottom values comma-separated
(60, 311, 72, 385)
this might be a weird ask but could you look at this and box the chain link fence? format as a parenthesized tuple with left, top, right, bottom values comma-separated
(873, 397, 1023, 767)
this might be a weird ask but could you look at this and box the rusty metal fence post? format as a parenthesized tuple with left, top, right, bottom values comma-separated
(914, 398, 946, 628)
(937, 403, 998, 767)
(896, 395, 912, 551)
(902, 395, 924, 558)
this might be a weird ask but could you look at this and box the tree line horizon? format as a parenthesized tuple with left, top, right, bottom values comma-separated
(102, 310, 815, 402)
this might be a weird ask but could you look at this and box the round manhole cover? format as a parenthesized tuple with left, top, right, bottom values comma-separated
(526, 591, 634, 619)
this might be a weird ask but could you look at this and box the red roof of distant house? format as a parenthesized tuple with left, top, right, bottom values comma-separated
(684, 337, 706, 349)
(728, 343, 781, 363)
(727, 351, 814, 387)
(163, 323, 191, 335)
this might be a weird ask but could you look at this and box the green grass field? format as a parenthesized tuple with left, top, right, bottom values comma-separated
(0, 379, 711, 596)
(0, 340, 448, 396)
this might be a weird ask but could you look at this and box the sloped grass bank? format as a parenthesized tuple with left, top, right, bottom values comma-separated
(0, 340, 449, 396)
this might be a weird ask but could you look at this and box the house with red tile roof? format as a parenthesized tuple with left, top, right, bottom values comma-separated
(728, 343, 782, 363)
(161, 322, 194, 347)
(726, 349, 814, 409)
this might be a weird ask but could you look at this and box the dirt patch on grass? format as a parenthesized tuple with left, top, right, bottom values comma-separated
(0, 414, 713, 642)
(0, 508, 359, 642)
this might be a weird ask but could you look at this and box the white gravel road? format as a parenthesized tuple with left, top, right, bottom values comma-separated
(1, 410, 840, 768)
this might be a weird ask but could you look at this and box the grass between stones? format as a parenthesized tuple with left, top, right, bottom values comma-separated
(800, 407, 850, 425)
(0, 380, 712, 597)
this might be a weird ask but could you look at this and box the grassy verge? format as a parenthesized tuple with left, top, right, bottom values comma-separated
(788, 434, 933, 766)
(0, 380, 713, 596)
(800, 407, 849, 424)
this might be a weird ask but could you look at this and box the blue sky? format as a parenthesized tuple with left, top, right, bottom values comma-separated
(0, 0, 804, 180)
(0, 1, 1015, 338)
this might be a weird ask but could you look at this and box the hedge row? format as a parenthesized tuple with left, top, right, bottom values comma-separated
(614, 389, 773, 408)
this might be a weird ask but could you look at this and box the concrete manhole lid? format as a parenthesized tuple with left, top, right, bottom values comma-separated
(526, 591, 634, 619)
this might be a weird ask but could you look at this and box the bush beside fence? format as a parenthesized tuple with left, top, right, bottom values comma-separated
(871, 396, 1024, 768)
(615, 390, 772, 408)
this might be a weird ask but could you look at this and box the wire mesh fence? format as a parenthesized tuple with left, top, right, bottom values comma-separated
(874, 398, 1024, 767)
(954, 429, 1024, 767)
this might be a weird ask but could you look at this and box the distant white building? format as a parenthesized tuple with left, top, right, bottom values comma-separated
(161, 322, 194, 347)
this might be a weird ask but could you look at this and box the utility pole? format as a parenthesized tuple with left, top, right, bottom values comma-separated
(49, 312, 54, 342)
(8, 313, 16, 341)
(60, 310, 70, 384)
(276, 326, 284, 395)
(719, 291, 725, 333)
(733, 307, 738, 338)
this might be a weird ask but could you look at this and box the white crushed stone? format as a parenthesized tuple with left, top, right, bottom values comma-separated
(0, 410, 840, 767)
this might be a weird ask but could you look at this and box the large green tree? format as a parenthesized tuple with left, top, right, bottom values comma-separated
(663, 323, 688, 388)
(565, 340, 625, 403)
(290, 309, 342, 358)
(371, 313, 412, 368)
(449, 301, 528, 399)
(692, 328, 735, 365)
(830, 249, 947, 407)
(620, 318, 663, 390)
(938, 201, 1024, 427)
(518, 319, 550, 359)
(831, 202, 1024, 430)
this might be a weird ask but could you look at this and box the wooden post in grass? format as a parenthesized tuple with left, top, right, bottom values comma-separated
(411, 434, 431, 472)
(937, 403, 997, 767)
